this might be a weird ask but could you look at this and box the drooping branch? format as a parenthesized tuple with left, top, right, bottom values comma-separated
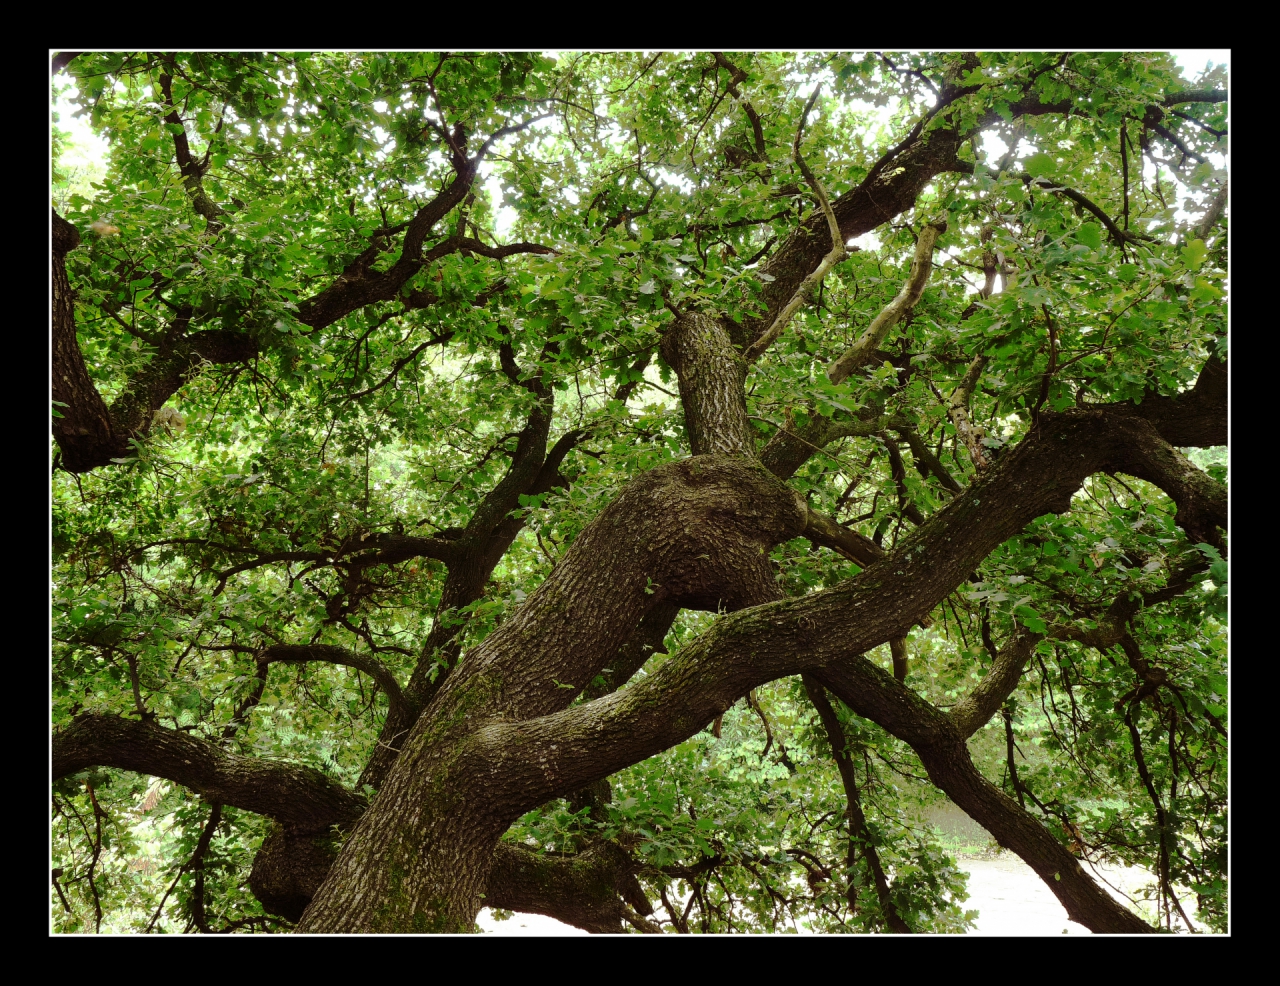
(811, 658, 1153, 934)
(53, 715, 366, 831)
(53, 713, 662, 932)
(803, 676, 909, 932)
(1022, 175, 1153, 246)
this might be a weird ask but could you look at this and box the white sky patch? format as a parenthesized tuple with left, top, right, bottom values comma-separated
(1170, 50, 1228, 78)
(480, 166, 518, 240)
(52, 74, 109, 203)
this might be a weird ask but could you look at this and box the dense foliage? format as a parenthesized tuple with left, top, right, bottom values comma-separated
(51, 51, 1227, 934)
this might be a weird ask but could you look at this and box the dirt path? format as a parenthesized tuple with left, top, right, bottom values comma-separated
(959, 855, 1155, 934)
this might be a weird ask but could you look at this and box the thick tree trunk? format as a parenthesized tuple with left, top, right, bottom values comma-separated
(298, 455, 807, 931)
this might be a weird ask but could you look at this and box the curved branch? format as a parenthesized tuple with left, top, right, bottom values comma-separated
(52, 209, 258, 473)
(159, 66, 224, 231)
(432, 401, 1224, 932)
(1022, 175, 1153, 246)
(486, 841, 655, 934)
(260, 645, 408, 722)
(827, 223, 944, 385)
(52, 51, 82, 74)
(1112, 354, 1226, 449)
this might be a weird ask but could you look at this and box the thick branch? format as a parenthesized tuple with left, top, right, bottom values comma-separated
(660, 313, 753, 456)
(51, 209, 257, 473)
(803, 506, 884, 566)
(1163, 89, 1228, 105)
(949, 630, 1040, 736)
(486, 841, 655, 934)
(1112, 354, 1226, 449)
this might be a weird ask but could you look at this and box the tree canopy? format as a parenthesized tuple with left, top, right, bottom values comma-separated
(51, 51, 1227, 934)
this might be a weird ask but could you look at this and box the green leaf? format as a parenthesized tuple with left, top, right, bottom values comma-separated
(1181, 238, 1208, 270)
(1014, 604, 1047, 634)
(1076, 223, 1102, 250)
(1024, 153, 1057, 178)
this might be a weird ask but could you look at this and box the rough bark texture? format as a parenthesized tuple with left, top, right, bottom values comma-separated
(52, 211, 116, 472)
(661, 313, 753, 456)
(298, 455, 807, 932)
(295, 399, 1221, 933)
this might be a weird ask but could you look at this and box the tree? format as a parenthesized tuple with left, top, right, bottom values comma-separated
(51, 51, 1227, 934)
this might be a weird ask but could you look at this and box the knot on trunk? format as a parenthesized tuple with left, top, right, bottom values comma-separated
(249, 826, 344, 923)
(621, 454, 808, 610)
